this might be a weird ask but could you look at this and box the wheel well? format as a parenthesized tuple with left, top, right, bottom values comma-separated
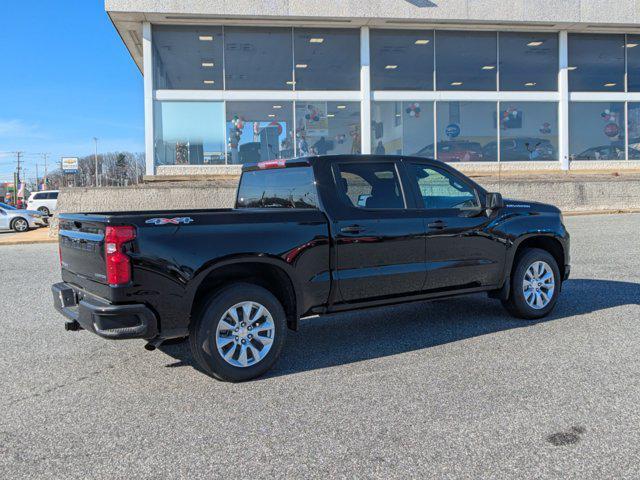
(190, 262, 298, 331)
(513, 236, 565, 279)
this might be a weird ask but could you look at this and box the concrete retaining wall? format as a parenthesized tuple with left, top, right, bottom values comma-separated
(54, 173, 640, 222)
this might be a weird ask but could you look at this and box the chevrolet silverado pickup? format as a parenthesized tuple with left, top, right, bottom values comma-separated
(52, 155, 570, 382)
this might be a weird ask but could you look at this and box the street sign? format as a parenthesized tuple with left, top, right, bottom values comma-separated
(62, 157, 79, 174)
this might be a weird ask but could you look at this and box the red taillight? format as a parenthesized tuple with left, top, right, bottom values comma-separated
(257, 159, 286, 169)
(105, 225, 136, 286)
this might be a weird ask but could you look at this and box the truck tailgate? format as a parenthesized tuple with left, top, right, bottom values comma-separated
(59, 216, 109, 285)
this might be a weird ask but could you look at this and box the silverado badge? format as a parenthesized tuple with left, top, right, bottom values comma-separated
(145, 217, 194, 225)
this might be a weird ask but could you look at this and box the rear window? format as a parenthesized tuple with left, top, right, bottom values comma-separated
(49, 192, 59, 199)
(236, 167, 318, 209)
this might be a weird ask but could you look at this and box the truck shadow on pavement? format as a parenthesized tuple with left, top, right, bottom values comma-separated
(159, 278, 640, 379)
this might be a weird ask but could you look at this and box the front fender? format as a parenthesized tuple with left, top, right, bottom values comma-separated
(492, 210, 569, 288)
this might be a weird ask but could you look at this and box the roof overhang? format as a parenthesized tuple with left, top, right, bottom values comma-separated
(106, 0, 640, 75)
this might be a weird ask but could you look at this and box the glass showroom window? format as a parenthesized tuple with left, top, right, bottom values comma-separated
(293, 28, 360, 90)
(295, 102, 361, 156)
(628, 103, 640, 159)
(491, 102, 558, 161)
(436, 31, 497, 91)
(568, 34, 625, 92)
(436, 102, 497, 161)
(628, 35, 640, 92)
(371, 101, 434, 156)
(154, 102, 226, 165)
(152, 25, 224, 89)
(569, 102, 626, 160)
(225, 102, 294, 164)
(224, 27, 294, 90)
(499, 32, 558, 91)
(370, 30, 434, 90)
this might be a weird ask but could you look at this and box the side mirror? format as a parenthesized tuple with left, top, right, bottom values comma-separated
(486, 192, 504, 211)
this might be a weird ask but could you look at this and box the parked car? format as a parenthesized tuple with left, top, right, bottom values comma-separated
(483, 138, 556, 161)
(574, 145, 626, 160)
(0, 202, 46, 232)
(27, 190, 59, 216)
(415, 141, 484, 162)
(52, 155, 570, 382)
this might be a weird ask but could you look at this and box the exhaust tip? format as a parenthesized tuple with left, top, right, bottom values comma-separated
(144, 338, 164, 351)
(64, 321, 81, 331)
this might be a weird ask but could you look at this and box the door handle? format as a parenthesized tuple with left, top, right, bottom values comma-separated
(427, 220, 447, 230)
(340, 225, 365, 234)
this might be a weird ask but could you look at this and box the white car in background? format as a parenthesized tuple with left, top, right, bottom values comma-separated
(27, 190, 59, 216)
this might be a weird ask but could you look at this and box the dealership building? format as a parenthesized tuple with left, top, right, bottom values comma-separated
(105, 0, 640, 176)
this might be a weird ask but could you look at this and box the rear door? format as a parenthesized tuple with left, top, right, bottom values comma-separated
(404, 160, 505, 291)
(47, 192, 59, 211)
(327, 159, 426, 303)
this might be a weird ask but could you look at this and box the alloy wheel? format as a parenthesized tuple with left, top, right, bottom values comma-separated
(215, 301, 275, 368)
(522, 260, 555, 309)
(14, 218, 28, 232)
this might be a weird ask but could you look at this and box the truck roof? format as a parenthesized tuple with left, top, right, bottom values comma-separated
(241, 154, 439, 172)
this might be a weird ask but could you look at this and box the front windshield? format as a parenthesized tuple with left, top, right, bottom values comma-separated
(0, 202, 16, 210)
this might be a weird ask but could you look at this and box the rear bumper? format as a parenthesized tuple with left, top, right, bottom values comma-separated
(51, 282, 158, 340)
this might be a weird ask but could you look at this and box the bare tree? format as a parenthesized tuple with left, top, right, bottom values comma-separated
(43, 152, 145, 189)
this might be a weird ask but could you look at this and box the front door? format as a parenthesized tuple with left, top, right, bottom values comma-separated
(405, 161, 505, 291)
(0, 208, 9, 230)
(331, 160, 426, 303)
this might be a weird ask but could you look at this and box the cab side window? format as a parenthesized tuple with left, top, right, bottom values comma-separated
(336, 162, 404, 209)
(410, 164, 479, 210)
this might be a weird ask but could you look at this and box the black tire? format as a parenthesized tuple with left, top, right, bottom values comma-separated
(189, 283, 287, 382)
(501, 248, 561, 320)
(38, 206, 50, 216)
(11, 217, 29, 232)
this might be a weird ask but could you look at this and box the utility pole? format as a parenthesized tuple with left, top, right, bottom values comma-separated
(14, 151, 23, 206)
(35, 163, 39, 190)
(42, 153, 49, 189)
(15, 151, 23, 183)
(93, 137, 99, 187)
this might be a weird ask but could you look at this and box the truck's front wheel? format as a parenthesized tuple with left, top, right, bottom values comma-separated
(189, 283, 287, 382)
(501, 248, 561, 320)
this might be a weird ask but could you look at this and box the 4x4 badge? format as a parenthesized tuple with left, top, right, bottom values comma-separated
(145, 217, 194, 225)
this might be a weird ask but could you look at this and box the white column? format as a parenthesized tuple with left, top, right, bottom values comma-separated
(360, 27, 372, 154)
(142, 22, 155, 176)
(558, 31, 570, 171)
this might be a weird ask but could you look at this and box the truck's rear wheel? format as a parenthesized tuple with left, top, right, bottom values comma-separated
(189, 283, 287, 382)
(501, 248, 561, 320)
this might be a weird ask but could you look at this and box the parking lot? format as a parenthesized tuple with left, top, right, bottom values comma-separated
(1, 213, 639, 479)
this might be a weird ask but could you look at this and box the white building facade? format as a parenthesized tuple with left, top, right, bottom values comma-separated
(106, 0, 640, 175)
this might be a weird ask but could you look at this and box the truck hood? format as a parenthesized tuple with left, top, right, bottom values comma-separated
(503, 199, 562, 215)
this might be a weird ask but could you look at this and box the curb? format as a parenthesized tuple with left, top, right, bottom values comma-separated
(0, 238, 58, 246)
(563, 209, 640, 216)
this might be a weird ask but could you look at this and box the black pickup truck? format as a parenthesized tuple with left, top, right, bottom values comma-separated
(52, 155, 570, 381)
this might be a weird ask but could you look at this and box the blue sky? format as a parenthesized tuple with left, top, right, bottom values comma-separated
(0, 0, 144, 183)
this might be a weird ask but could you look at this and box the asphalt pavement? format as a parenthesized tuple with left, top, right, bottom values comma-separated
(1, 214, 639, 479)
